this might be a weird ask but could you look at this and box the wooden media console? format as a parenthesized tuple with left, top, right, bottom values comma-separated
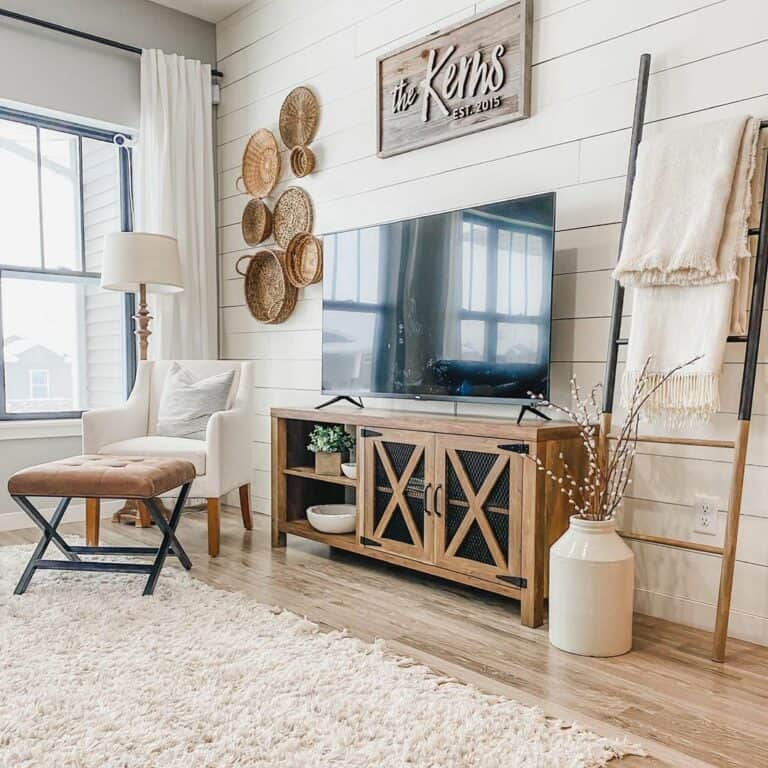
(271, 407, 583, 627)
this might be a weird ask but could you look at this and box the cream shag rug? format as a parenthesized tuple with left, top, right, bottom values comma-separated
(0, 544, 643, 767)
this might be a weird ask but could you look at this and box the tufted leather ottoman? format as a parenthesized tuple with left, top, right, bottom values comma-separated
(8, 455, 196, 596)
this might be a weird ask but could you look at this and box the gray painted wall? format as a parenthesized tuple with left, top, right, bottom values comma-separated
(0, 434, 83, 526)
(0, 0, 216, 128)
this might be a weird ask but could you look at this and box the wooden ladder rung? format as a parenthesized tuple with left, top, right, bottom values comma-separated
(606, 434, 735, 449)
(619, 530, 724, 555)
(615, 334, 748, 345)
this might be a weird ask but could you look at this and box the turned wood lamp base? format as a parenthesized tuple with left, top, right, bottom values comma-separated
(115, 283, 156, 527)
(100, 232, 184, 528)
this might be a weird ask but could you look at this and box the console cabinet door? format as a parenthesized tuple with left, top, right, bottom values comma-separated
(434, 435, 524, 584)
(361, 428, 434, 562)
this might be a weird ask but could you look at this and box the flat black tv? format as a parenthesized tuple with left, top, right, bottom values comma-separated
(321, 192, 555, 404)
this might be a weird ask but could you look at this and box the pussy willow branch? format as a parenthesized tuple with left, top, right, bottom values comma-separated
(604, 354, 701, 515)
(528, 354, 701, 521)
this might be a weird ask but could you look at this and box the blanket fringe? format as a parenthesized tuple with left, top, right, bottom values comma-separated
(621, 369, 720, 427)
(616, 268, 738, 288)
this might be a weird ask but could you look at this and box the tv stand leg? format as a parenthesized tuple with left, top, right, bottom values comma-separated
(316, 395, 364, 410)
(516, 404, 552, 425)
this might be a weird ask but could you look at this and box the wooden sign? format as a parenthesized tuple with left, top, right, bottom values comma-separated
(376, 1, 532, 158)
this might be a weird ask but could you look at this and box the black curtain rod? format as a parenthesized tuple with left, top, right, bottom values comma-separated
(0, 7, 224, 78)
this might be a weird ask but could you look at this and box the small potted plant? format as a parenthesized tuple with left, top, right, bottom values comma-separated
(308, 425, 354, 476)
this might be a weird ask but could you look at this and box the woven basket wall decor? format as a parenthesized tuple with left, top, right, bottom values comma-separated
(285, 233, 323, 287)
(289, 145, 315, 177)
(273, 186, 314, 249)
(235, 250, 298, 324)
(241, 199, 272, 246)
(237, 129, 281, 198)
(279, 87, 320, 149)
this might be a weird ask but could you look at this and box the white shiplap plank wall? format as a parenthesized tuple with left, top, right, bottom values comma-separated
(215, 0, 768, 645)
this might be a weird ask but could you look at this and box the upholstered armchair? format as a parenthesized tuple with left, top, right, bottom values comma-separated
(82, 360, 254, 556)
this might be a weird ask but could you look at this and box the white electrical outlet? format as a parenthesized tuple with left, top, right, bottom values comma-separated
(693, 495, 720, 536)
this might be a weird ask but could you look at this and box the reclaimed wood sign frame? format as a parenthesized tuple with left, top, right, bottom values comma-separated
(376, 0, 532, 158)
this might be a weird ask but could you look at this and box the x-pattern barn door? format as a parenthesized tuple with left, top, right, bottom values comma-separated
(435, 436, 523, 582)
(363, 429, 434, 561)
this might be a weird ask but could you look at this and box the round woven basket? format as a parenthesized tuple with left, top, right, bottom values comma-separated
(241, 199, 272, 246)
(289, 145, 315, 177)
(237, 129, 281, 198)
(279, 87, 320, 148)
(235, 250, 298, 324)
(273, 186, 314, 249)
(285, 233, 323, 287)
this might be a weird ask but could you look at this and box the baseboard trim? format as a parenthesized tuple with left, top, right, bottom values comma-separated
(634, 587, 768, 647)
(0, 499, 123, 532)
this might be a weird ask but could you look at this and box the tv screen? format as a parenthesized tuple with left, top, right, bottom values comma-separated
(321, 192, 555, 403)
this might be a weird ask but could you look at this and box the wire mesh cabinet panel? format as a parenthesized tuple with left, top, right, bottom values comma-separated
(434, 435, 524, 583)
(362, 428, 435, 562)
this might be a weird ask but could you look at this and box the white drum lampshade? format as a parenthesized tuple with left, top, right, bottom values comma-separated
(101, 232, 183, 294)
(101, 232, 183, 362)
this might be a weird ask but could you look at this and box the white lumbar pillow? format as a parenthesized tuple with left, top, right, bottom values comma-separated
(156, 363, 235, 441)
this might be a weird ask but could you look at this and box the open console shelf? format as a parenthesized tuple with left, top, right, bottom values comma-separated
(283, 466, 357, 487)
(271, 407, 583, 628)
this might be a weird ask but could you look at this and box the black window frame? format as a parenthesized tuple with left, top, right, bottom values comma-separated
(0, 106, 136, 421)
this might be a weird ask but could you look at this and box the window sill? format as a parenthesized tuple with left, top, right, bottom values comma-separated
(0, 418, 82, 441)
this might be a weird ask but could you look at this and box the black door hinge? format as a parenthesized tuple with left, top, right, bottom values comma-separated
(497, 443, 529, 454)
(360, 536, 382, 547)
(497, 575, 527, 588)
(361, 429, 382, 438)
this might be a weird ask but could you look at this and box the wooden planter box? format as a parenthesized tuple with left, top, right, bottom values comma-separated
(315, 451, 342, 476)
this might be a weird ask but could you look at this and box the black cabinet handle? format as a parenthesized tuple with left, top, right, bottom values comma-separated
(433, 484, 443, 517)
(423, 482, 432, 515)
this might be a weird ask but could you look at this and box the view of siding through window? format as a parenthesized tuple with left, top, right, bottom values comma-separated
(0, 118, 126, 414)
(82, 138, 127, 410)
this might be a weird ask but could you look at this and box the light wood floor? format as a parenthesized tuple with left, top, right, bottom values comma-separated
(3, 508, 768, 767)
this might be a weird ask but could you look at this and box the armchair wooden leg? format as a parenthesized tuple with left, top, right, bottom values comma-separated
(85, 498, 100, 546)
(239, 484, 253, 530)
(136, 501, 152, 528)
(207, 497, 220, 557)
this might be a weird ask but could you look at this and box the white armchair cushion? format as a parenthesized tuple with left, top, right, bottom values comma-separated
(99, 436, 207, 474)
(84, 359, 254, 500)
(156, 363, 235, 440)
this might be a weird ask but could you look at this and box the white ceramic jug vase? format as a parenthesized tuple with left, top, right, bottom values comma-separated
(549, 515, 634, 657)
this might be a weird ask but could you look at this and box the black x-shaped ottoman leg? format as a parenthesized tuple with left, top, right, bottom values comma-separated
(14, 496, 78, 595)
(12, 481, 193, 596)
(142, 482, 192, 595)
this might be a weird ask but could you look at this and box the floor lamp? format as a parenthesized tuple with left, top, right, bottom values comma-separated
(101, 232, 183, 525)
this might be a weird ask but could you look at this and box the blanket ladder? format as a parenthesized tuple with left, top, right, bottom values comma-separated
(600, 53, 768, 662)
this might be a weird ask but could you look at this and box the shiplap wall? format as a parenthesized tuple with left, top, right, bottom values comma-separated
(215, 0, 768, 645)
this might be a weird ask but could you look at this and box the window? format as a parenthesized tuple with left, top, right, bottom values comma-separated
(29, 370, 50, 400)
(0, 108, 135, 420)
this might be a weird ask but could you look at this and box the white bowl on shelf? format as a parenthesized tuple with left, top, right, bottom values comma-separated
(341, 462, 357, 480)
(306, 504, 357, 534)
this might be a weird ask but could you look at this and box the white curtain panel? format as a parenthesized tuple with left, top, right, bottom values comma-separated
(135, 49, 217, 360)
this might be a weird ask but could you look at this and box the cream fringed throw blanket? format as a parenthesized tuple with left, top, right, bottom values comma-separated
(613, 116, 760, 425)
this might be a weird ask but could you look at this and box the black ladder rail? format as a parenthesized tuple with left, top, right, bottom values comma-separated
(600, 53, 768, 662)
(601, 53, 652, 423)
